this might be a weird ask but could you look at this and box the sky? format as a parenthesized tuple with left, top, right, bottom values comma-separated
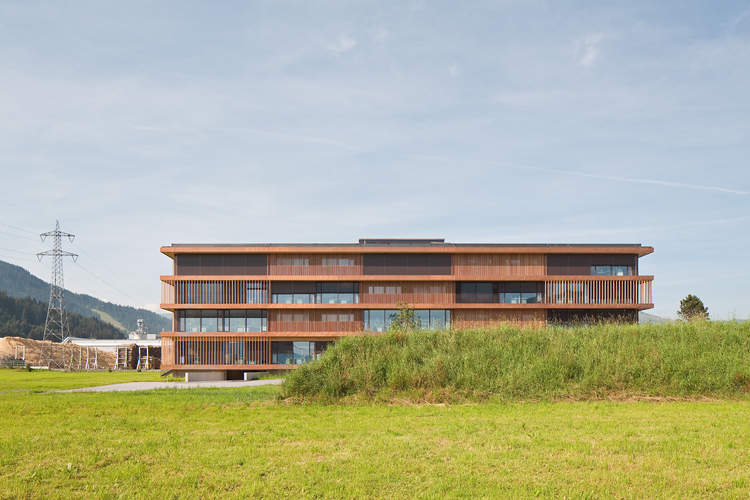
(0, 0, 748, 320)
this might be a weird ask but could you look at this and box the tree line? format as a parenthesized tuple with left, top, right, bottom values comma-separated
(0, 291, 125, 340)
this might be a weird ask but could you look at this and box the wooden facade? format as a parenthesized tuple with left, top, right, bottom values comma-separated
(160, 239, 654, 374)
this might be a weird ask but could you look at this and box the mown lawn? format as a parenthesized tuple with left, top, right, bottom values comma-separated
(1, 371, 749, 499)
(0, 369, 166, 393)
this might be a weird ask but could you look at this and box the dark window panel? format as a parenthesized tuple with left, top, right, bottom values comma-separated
(363, 254, 385, 275)
(175, 254, 200, 275)
(223, 255, 246, 275)
(430, 254, 452, 275)
(546, 255, 568, 275)
(246, 254, 268, 275)
(272, 282, 294, 294)
(384, 254, 409, 275)
(407, 254, 430, 275)
(476, 283, 493, 303)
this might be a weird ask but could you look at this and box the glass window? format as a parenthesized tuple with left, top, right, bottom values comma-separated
(613, 266, 631, 276)
(273, 293, 293, 304)
(272, 341, 293, 365)
(415, 310, 430, 329)
(293, 342, 312, 364)
(313, 341, 333, 360)
(321, 293, 338, 304)
(505, 283, 521, 304)
(293, 293, 311, 304)
(246, 310, 267, 332)
(476, 283, 493, 303)
(521, 283, 538, 304)
(364, 310, 386, 332)
(595, 266, 612, 276)
(429, 310, 450, 330)
(183, 310, 201, 332)
(201, 310, 218, 332)
(458, 283, 476, 303)
(228, 310, 246, 332)
(338, 293, 355, 304)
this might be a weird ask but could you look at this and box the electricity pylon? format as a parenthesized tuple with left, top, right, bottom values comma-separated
(37, 221, 77, 369)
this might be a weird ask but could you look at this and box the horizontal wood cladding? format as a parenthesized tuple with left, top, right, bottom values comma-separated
(545, 279, 652, 305)
(361, 281, 455, 304)
(174, 254, 267, 276)
(162, 336, 271, 367)
(454, 254, 545, 277)
(269, 309, 363, 333)
(363, 254, 452, 275)
(452, 309, 546, 328)
(162, 279, 269, 304)
(269, 253, 362, 276)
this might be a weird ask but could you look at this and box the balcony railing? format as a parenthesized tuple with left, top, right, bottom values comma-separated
(161, 279, 269, 305)
(162, 277, 653, 307)
(544, 278, 652, 305)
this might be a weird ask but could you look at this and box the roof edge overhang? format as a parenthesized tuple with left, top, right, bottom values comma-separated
(160, 244, 654, 258)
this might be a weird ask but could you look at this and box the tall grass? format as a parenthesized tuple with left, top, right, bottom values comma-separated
(282, 321, 750, 402)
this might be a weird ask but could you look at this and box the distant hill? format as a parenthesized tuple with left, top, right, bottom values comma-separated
(639, 312, 670, 324)
(0, 260, 170, 335)
(0, 291, 124, 339)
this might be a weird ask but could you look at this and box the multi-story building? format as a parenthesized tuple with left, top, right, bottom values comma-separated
(159, 239, 653, 379)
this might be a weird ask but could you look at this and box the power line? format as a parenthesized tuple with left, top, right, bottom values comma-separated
(69, 242, 156, 303)
(0, 246, 33, 254)
(0, 254, 41, 263)
(0, 222, 38, 234)
(73, 260, 151, 309)
(0, 230, 42, 242)
(0, 199, 55, 221)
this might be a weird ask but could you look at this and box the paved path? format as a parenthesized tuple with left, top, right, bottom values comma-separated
(62, 378, 284, 393)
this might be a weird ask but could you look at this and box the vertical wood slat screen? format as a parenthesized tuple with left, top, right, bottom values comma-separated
(453, 254, 546, 276)
(166, 336, 271, 366)
(361, 281, 455, 304)
(162, 280, 269, 304)
(269, 254, 362, 276)
(452, 309, 546, 328)
(269, 309, 363, 332)
(161, 281, 175, 304)
(161, 337, 174, 366)
(544, 279, 652, 304)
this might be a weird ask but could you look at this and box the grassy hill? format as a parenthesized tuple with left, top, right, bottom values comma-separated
(283, 321, 750, 402)
(0, 259, 170, 335)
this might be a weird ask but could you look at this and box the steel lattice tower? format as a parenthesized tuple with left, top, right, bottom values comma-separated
(37, 221, 77, 369)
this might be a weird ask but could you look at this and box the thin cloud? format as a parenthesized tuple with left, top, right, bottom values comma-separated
(511, 163, 750, 195)
(214, 127, 377, 154)
(326, 35, 357, 53)
(575, 33, 603, 66)
(212, 128, 748, 196)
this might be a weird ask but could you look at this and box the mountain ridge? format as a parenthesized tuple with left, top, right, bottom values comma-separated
(0, 259, 171, 335)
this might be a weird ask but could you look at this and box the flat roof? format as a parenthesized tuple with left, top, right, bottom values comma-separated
(161, 240, 653, 257)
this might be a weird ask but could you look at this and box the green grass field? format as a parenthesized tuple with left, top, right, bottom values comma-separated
(1, 370, 750, 499)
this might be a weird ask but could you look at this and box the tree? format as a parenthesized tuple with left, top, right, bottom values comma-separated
(678, 294, 709, 321)
(388, 301, 421, 331)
